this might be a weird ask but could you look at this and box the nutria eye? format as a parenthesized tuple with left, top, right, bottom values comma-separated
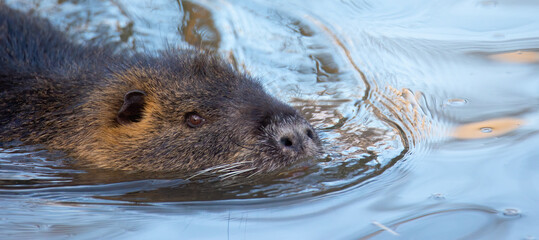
(186, 112, 205, 128)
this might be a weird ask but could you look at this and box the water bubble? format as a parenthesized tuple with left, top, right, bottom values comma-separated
(502, 208, 521, 217)
(480, 127, 493, 133)
(430, 193, 445, 200)
(36, 224, 53, 231)
(445, 98, 468, 107)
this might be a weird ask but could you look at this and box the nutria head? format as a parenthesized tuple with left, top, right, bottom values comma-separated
(73, 50, 321, 176)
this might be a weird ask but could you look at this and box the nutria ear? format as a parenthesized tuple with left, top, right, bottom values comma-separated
(117, 90, 146, 125)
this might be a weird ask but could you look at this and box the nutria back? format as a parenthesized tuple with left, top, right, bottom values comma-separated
(0, 5, 321, 175)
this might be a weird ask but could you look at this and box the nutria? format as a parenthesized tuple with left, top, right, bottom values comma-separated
(0, 5, 321, 175)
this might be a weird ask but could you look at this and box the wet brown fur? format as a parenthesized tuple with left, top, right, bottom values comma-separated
(0, 4, 321, 174)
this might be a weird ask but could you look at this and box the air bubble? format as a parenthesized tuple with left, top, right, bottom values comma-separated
(502, 208, 521, 217)
(445, 98, 468, 107)
(430, 193, 445, 200)
(480, 127, 493, 133)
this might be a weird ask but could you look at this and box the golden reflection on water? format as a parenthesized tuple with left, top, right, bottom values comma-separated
(489, 50, 539, 63)
(179, 1, 220, 50)
(452, 117, 524, 139)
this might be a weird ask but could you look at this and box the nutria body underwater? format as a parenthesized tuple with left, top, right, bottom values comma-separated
(0, 5, 321, 176)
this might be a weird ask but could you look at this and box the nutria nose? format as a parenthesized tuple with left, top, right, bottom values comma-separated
(276, 125, 319, 155)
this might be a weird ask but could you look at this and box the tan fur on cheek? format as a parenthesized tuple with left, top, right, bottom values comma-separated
(99, 99, 163, 144)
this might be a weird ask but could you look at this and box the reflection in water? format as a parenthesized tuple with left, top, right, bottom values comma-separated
(2, 0, 539, 239)
(452, 117, 524, 139)
(489, 50, 539, 63)
(179, 1, 220, 50)
(359, 206, 500, 239)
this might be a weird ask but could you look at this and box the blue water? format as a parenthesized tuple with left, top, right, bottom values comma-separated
(1, 0, 539, 239)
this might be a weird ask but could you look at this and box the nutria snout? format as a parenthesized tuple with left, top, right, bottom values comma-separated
(266, 116, 320, 160)
(0, 4, 322, 176)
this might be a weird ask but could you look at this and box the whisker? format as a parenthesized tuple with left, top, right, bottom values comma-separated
(214, 161, 253, 173)
(220, 167, 257, 180)
(186, 164, 233, 180)
(247, 169, 264, 178)
(186, 160, 254, 180)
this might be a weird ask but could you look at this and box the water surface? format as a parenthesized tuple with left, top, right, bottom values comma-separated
(1, 0, 539, 239)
